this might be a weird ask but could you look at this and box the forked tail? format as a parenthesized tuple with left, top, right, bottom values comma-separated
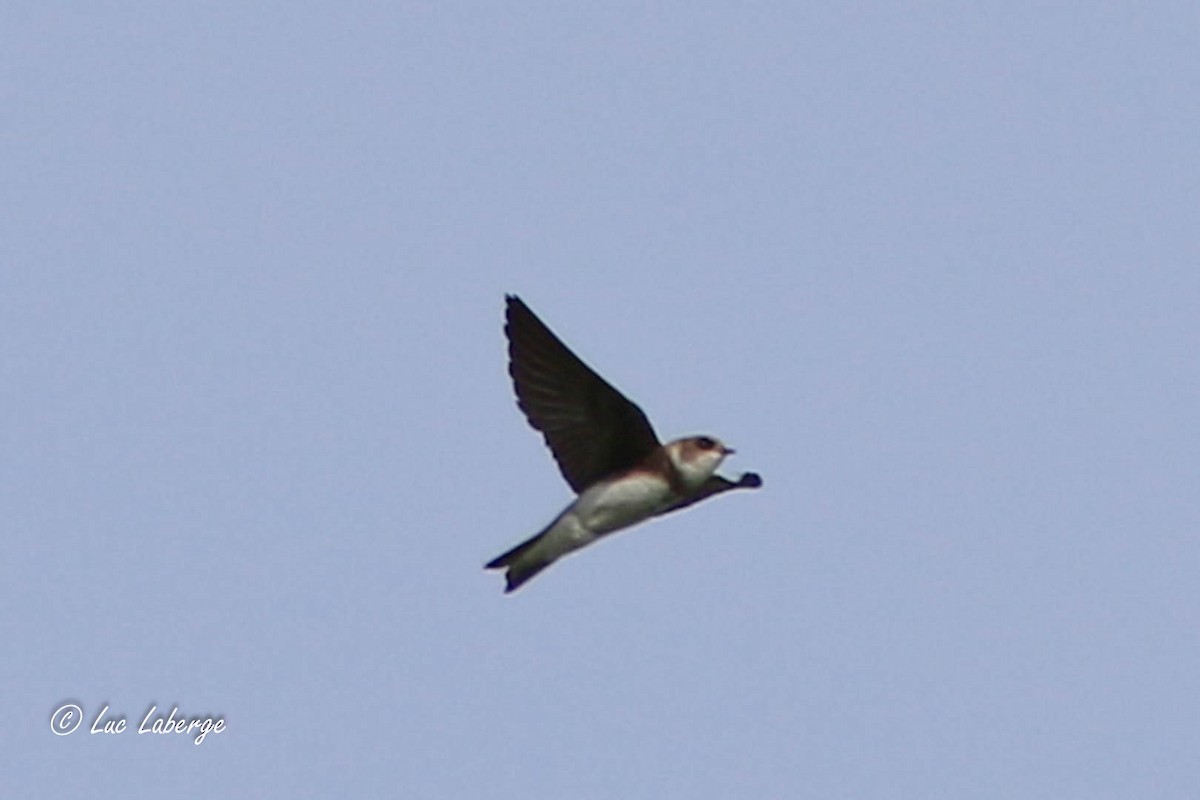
(485, 533, 551, 593)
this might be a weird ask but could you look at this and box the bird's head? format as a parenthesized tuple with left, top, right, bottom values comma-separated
(666, 435, 734, 489)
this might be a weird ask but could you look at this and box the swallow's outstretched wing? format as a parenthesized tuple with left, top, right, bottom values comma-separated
(505, 295, 660, 493)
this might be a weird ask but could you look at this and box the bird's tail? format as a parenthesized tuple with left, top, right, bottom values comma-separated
(485, 532, 552, 593)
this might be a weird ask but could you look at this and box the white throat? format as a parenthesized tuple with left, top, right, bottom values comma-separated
(667, 441, 723, 490)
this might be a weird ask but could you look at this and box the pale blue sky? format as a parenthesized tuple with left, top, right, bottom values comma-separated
(3, 3, 1198, 797)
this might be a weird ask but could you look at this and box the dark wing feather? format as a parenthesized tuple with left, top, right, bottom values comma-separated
(505, 295, 660, 493)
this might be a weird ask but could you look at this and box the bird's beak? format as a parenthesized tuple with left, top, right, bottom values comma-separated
(722, 445, 736, 455)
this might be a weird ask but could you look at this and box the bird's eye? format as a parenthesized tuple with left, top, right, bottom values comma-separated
(697, 437, 715, 450)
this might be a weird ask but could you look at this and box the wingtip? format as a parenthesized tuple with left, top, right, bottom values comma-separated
(504, 294, 528, 331)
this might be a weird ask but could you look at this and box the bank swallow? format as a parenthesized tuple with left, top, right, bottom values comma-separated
(486, 295, 762, 593)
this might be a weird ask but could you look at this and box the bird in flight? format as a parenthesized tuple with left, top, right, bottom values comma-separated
(486, 295, 762, 593)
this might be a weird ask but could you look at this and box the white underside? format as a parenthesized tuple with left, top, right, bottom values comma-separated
(536, 473, 675, 561)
